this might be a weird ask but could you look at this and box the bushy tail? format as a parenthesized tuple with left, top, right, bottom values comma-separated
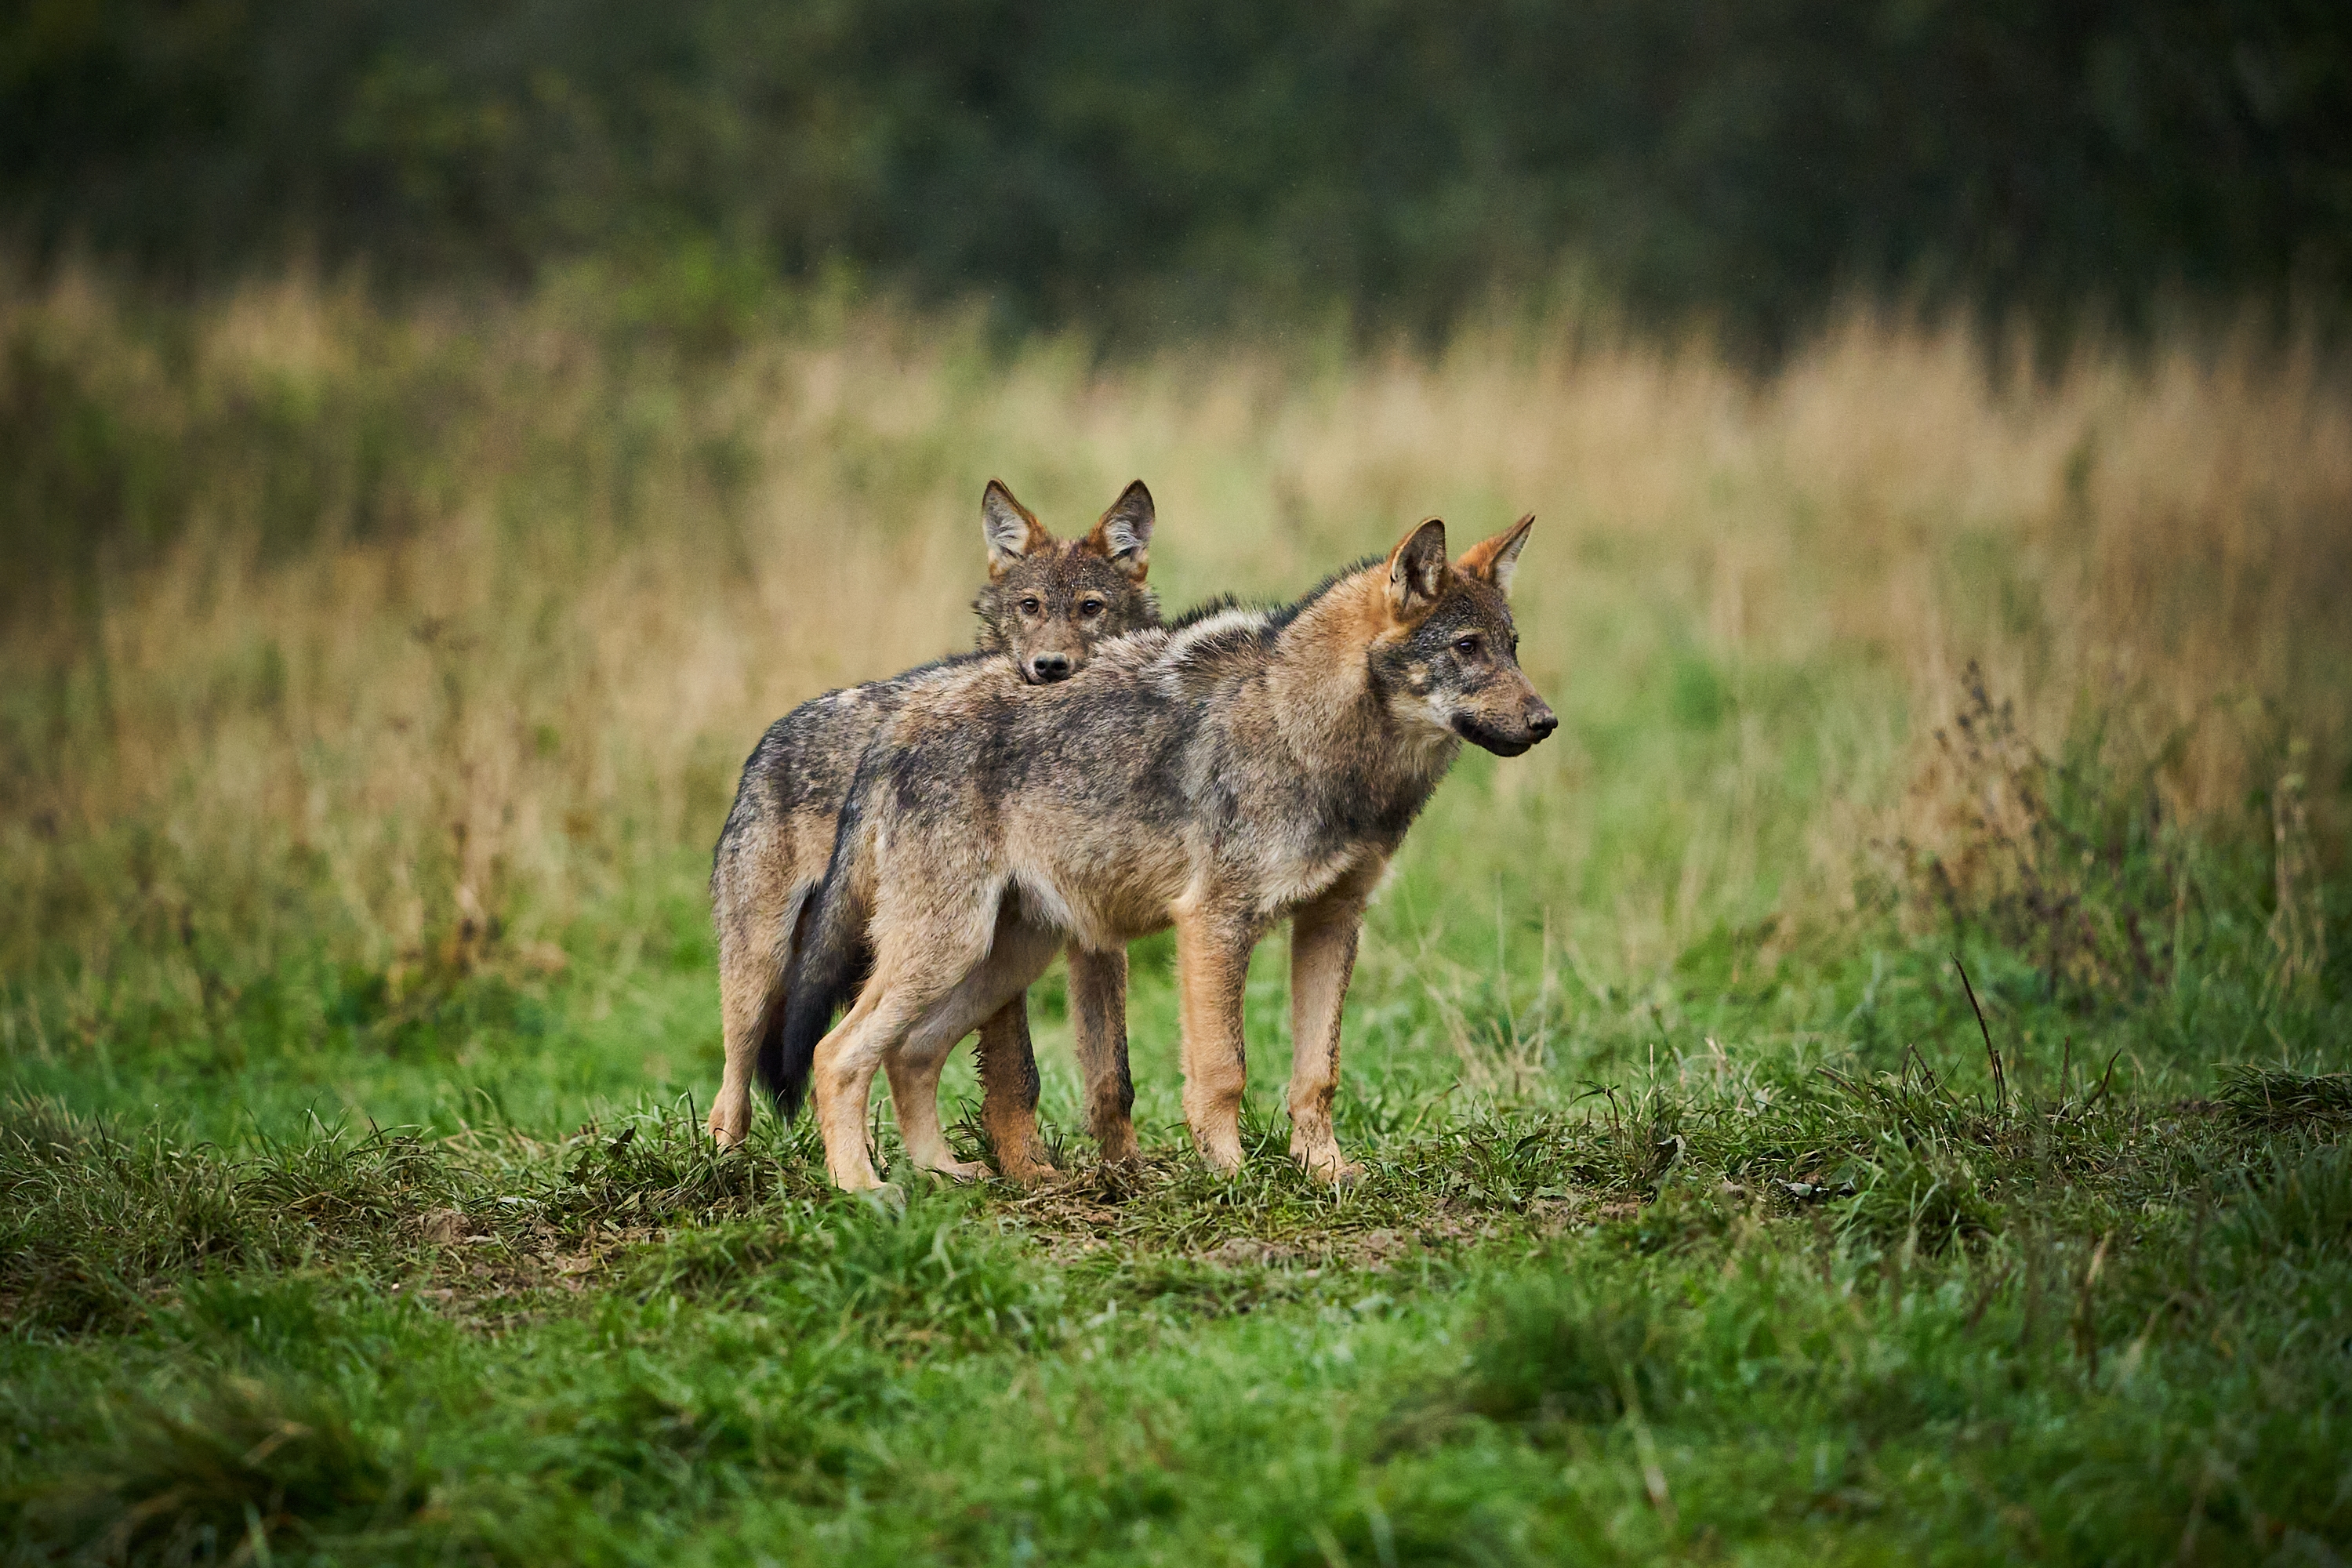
(758, 801, 874, 1119)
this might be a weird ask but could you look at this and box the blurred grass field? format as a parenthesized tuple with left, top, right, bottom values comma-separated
(3, 269, 2350, 1564)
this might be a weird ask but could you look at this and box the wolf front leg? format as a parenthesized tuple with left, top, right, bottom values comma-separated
(884, 915, 1061, 1184)
(884, 1039, 992, 1184)
(1067, 944, 1138, 1163)
(808, 982, 896, 1191)
(816, 887, 1004, 1190)
(1174, 902, 1257, 1175)
(975, 994, 1060, 1183)
(1287, 866, 1381, 1185)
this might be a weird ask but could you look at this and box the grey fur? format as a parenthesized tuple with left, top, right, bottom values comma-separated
(706, 480, 1163, 1181)
(779, 515, 1557, 1192)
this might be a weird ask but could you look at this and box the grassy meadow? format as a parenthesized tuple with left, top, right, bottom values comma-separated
(3, 269, 2350, 1564)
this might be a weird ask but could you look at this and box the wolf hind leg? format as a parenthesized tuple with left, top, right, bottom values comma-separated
(1068, 943, 1138, 1163)
(811, 898, 998, 1191)
(975, 996, 1059, 1183)
(808, 984, 900, 1191)
(885, 918, 1059, 1181)
(711, 880, 808, 1147)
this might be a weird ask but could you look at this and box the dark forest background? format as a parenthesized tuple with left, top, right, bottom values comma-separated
(5, 0, 2350, 346)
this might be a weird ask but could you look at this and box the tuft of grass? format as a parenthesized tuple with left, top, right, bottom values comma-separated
(1893, 666, 2190, 1009)
(626, 1191, 1065, 1353)
(20, 1374, 424, 1565)
(2216, 1067, 2352, 1130)
(0, 1100, 459, 1335)
(541, 1102, 832, 1229)
(2220, 1140, 2352, 1258)
(1455, 1275, 1678, 1430)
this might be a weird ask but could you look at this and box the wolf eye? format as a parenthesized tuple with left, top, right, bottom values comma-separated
(1453, 636, 1480, 657)
(1018, 597, 1041, 615)
(1080, 598, 1105, 617)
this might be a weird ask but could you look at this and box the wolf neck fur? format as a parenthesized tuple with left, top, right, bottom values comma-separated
(1261, 565, 1460, 818)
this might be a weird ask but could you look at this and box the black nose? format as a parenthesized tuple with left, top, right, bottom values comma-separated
(1526, 702, 1558, 739)
(1029, 653, 1073, 683)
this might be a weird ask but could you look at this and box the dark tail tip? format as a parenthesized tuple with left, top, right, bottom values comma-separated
(758, 867, 869, 1120)
(748, 978, 800, 1119)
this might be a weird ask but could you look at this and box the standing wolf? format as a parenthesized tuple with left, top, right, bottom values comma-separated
(771, 514, 1556, 1192)
(707, 479, 1159, 1180)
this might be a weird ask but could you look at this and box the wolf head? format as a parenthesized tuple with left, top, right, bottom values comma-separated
(972, 479, 1160, 684)
(1370, 514, 1558, 757)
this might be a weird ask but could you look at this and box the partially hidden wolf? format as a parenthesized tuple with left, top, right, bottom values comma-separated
(708, 479, 1160, 1180)
(769, 514, 1557, 1192)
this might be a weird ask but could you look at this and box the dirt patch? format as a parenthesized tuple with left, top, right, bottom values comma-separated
(987, 1151, 1620, 1271)
(401, 1209, 657, 1320)
(1195, 1226, 1425, 1271)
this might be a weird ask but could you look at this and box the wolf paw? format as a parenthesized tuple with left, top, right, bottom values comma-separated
(1197, 1146, 1246, 1179)
(919, 1158, 991, 1185)
(996, 1156, 1065, 1188)
(1298, 1150, 1367, 1187)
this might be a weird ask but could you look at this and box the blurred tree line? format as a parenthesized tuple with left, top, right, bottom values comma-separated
(3, 0, 2347, 347)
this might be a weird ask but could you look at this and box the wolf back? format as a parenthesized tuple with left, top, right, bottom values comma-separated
(775, 514, 1556, 1191)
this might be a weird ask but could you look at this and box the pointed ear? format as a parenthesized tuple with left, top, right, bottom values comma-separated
(1384, 518, 1450, 621)
(1081, 479, 1154, 583)
(982, 480, 1051, 579)
(1454, 514, 1534, 594)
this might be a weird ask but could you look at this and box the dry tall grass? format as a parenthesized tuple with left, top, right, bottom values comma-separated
(2, 270, 2345, 1004)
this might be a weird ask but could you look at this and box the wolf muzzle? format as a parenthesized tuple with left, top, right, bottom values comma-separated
(1453, 701, 1558, 757)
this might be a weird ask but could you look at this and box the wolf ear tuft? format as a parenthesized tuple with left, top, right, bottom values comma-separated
(1083, 479, 1154, 583)
(1385, 517, 1450, 620)
(982, 480, 1051, 579)
(1455, 514, 1534, 594)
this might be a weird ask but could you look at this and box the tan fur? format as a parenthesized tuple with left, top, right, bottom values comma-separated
(1066, 945, 1138, 1162)
(982, 480, 1053, 575)
(1173, 902, 1257, 1175)
(709, 790, 858, 1143)
(1285, 860, 1381, 1180)
(791, 517, 1555, 1190)
(1453, 513, 1534, 591)
(707, 480, 1162, 1180)
(972, 1000, 1054, 1181)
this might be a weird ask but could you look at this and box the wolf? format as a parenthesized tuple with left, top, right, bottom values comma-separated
(768, 514, 1556, 1192)
(706, 478, 1159, 1181)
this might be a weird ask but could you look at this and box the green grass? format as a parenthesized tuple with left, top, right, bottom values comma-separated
(5, 719, 2350, 1565)
(5, 265, 2350, 1564)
